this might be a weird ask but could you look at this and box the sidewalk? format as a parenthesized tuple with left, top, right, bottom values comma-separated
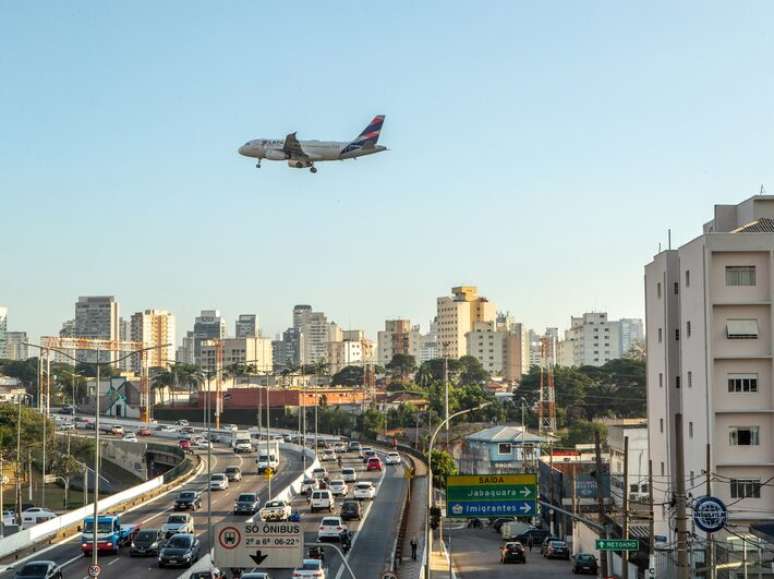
(397, 474, 427, 578)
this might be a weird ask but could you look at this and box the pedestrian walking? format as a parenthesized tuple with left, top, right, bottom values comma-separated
(410, 536, 418, 560)
(527, 535, 534, 552)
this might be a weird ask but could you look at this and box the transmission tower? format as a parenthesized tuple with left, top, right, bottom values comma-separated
(537, 337, 557, 436)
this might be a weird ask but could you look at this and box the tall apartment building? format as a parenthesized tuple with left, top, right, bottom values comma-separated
(0, 307, 6, 359)
(414, 321, 439, 365)
(119, 318, 132, 371)
(130, 309, 176, 371)
(5, 332, 29, 360)
(199, 336, 272, 373)
(465, 320, 523, 380)
(646, 194, 774, 539)
(558, 313, 623, 367)
(619, 318, 645, 355)
(272, 328, 303, 371)
(328, 330, 375, 373)
(74, 296, 120, 365)
(377, 320, 414, 365)
(436, 286, 496, 358)
(293, 305, 330, 364)
(53, 319, 76, 366)
(235, 314, 258, 338)
(176, 331, 195, 365)
(192, 310, 226, 365)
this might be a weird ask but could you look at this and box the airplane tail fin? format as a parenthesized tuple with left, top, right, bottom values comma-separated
(342, 115, 385, 153)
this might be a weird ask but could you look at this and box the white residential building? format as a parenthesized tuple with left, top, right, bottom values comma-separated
(130, 309, 176, 371)
(5, 332, 28, 360)
(74, 296, 120, 365)
(606, 420, 649, 507)
(200, 336, 272, 373)
(293, 305, 332, 364)
(436, 286, 496, 358)
(646, 194, 774, 539)
(54, 319, 76, 366)
(619, 318, 645, 355)
(559, 312, 623, 367)
(465, 320, 523, 380)
(0, 307, 6, 358)
(176, 331, 195, 365)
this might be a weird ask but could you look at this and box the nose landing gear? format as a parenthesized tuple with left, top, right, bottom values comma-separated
(256, 159, 262, 168)
(310, 167, 318, 174)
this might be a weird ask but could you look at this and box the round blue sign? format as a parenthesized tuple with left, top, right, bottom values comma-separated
(692, 495, 727, 533)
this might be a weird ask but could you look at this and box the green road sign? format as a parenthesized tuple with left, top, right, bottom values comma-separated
(446, 474, 537, 518)
(596, 539, 639, 551)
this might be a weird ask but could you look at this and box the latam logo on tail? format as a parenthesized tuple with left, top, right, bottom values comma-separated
(238, 115, 388, 174)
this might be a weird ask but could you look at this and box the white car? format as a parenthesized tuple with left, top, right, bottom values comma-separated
(122, 432, 138, 442)
(312, 467, 328, 481)
(2, 510, 15, 526)
(292, 559, 326, 578)
(310, 490, 334, 513)
(328, 480, 348, 496)
(209, 473, 229, 490)
(260, 499, 292, 521)
(223, 424, 239, 432)
(341, 468, 357, 483)
(321, 449, 336, 462)
(176, 419, 189, 427)
(353, 481, 376, 500)
(20, 507, 56, 527)
(58, 421, 75, 431)
(359, 446, 373, 459)
(333, 442, 347, 453)
(161, 513, 194, 537)
(385, 452, 401, 465)
(159, 424, 177, 433)
(194, 438, 211, 449)
(301, 477, 319, 494)
(317, 516, 346, 541)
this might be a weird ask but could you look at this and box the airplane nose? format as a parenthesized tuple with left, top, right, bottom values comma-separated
(238, 145, 247, 156)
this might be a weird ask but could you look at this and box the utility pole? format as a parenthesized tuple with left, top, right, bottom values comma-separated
(706, 443, 715, 579)
(443, 352, 449, 448)
(648, 459, 656, 579)
(674, 414, 690, 579)
(594, 430, 609, 579)
(622, 436, 630, 579)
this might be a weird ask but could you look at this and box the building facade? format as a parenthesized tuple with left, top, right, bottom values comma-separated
(606, 420, 649, 507)
(646, 195, 774, 539)
(130, 309, 176, 371)
(176, 331, 195, 365)
(5, 331, 28, 360)
(74, 296, 120, 365)
(559, 312, 626, 367)
(192, 310, 226, 365)
(619, 318, 645, 356)
(464, 320, 523, 380)
(377, 319, 414, 365)
(235, 314, 258, 338)
(458, 425, 545, 475)
(199, 336, 272, 373)
(0, 307, 6, 359)
(436, 286, 496, 359)
(293, 305, 330, 364)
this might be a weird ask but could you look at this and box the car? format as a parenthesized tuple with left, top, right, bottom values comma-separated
(59, 406, 75, 415)
(189, 570, 223, 579)
(110, 425, 124, 435)
(491, 517, 515, 533)
(209, 473, 229, 490)
(353, 481, 376, 500)
(361, 448, 376, 462)
(500, 541, 527, 564)
(3, 510, 16, 526)
(384, 451, 401, 465)
(158, 533, 200, 568)
(179, 438, 192, 451)
(242, 573, 272, 579)
(58, 421, 75, 431)
(544, 539, 570, 559)
(366, 456, 383, 471)
(321, 449, 336, 462)
(234, 492, 261, 515)
(224, 466, 242, 482)
(539, 536, 561, 555)
(194, 438, 211, 449)
(161, 513, 195, 538)
(515, 528, 552, 547)
(339, 500, 362, 521)
(13, 561, 62, 579)
(130, 528, 164, 557)
(571, 553, 599, 575)
(301, 477, 319, 494)
(292, 559, 326, 578)
(348, 441, 361, 453)
(176, 419, 189, 427)
(159, 424, 177, 433)
(310, 489, 335, 513)
(317, 516, 346, 542)
(311, 467, 328, 481)
(328, 480, 348, 496)
(260, 499, 292, 521)
(20, 507, 56, 527)
(333, 442, 347, 453)
(136, 427, 152, 437)
(174, 490, 202, 511)
(359, 446, 373, 458)
(341, 467, 357, 483)
(223, 423, 239, 432)
(122, 432, 138, 443)
(181, 425, 195, 434)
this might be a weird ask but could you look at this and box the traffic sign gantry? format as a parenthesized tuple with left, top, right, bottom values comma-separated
(214, 521, 304, 568)
(596, 539, 640, 551)
(446, 474, 537, 518)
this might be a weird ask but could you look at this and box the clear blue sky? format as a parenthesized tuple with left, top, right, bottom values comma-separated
(2, 1, 774, 344)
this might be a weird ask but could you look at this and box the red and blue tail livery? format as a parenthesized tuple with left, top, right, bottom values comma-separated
(238, 114, 388, 174)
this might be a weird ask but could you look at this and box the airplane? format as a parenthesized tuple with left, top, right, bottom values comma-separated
(238, 115, 387, 174)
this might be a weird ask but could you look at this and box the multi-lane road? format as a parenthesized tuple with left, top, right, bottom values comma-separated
(1, 427, 408, 579)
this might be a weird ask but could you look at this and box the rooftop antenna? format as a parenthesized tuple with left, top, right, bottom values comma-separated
(658, 242, 662, 253)
(760, 184, 767, 196)
(668, 229, 672, 250)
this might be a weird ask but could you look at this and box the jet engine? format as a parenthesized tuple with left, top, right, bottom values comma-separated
(288, 160, 309, 169)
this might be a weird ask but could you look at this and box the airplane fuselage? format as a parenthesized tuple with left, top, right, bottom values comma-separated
(238, 139, 386, 162)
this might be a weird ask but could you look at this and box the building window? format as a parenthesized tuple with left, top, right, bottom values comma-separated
(690, 471, 695, 486)
(498, 443, 512, 455)
(726, 319, 759, 339)
(658, 328, 663, 343)
(675, 329, 680, 341)
(676, 375, 681, 389)
(688, 371, 693, 387)
(686, 270, 691, 287)
(687, 321, 691, 337)
(657, 282, 662, 298)
(659, 373, 663, 388)
(660, 462, 665, 476)
(659, 418, 664, 433)
(674, 282, 679, 295)
(728, 374, 758, 393)
(730, 479, 761, 499)
(689, 422, 693, 438)
(729, 426, 760, 446)
(726, 266, 756, 287)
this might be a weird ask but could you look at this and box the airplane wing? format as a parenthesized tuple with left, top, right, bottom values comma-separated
(282, 132, 308, 159)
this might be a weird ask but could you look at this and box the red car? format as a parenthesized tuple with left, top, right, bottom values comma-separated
(137, 428, 152, 437)
(178, 439, 192, 451)
(366, 457, 383, 471)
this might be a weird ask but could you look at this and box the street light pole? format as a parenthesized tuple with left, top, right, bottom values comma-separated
(425, 403, 490, 579)
(92, 347, 100, 570)
(206, 372, 213, 565)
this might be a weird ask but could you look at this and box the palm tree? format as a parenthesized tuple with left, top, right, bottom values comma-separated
(151, 370, 175, 406)
(416, 364, 434, 389)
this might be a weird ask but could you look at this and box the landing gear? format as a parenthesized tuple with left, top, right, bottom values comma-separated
(310, 167, 318, 174)
(256, 159, 262, 168)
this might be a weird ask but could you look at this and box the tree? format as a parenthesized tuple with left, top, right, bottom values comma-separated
(457, 356, 490, 386)
(331, 365, 363, 387)
(359, 408, 385, 439)
(415, 364, 434, 388)
(0, 358, 38, 387)
(430, 449, 457, 488)
(561, 420, 607, 447)
(386, 354, 416, 383)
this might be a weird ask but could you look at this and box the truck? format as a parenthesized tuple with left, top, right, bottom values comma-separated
(232, 431, 253, 453)
(81, 514, 137, 555)
(256, 439, 280, 473)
